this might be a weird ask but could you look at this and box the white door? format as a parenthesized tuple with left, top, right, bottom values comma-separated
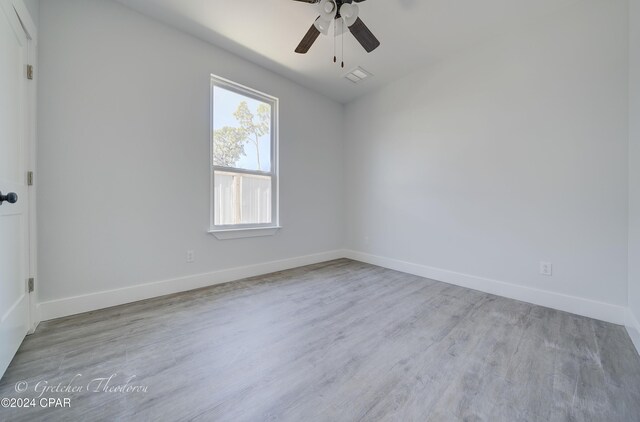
(0, 0, 30, 378)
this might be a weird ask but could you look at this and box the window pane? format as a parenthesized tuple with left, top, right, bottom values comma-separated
(213, 86, 271, 172)
(214, 171, 272, 226)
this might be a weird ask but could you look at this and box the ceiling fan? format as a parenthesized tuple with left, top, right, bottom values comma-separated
(293, 0, 380, 55)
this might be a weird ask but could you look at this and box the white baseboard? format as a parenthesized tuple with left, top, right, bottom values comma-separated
(37, 250, 346, 321)
(343, 250, 628, 326)
(626, 309, 640, 355)
(36, 248, 635, 344)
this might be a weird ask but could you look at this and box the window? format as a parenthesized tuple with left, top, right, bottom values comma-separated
(210, 75, 279, 239)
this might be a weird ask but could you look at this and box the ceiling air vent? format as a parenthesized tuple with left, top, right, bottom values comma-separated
(344, 67, 372, 84)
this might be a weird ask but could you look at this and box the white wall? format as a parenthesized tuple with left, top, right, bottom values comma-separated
(345, 0, 629, 308)
(630, 0, 640, 329)
(37, 0, 344, 303)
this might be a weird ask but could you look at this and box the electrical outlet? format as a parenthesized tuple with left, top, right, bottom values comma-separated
(539, 261, 552, 276)
(186, 250, 195, 263)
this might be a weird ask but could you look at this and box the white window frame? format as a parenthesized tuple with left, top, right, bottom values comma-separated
(209, 75, 280, 240)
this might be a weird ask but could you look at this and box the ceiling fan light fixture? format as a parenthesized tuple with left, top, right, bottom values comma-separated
(317, 0, 337, 20)
(340, 3, 359, 27)
(323, 1, 336, 14)
(314, 17, 332, 35)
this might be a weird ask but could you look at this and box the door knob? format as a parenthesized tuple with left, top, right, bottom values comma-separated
(0, 191, 18, 205)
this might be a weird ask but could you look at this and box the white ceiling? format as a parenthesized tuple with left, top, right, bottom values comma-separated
(115, 0, 583, 104)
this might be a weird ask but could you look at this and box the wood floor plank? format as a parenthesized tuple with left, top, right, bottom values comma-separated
(0, 259, 638, 421)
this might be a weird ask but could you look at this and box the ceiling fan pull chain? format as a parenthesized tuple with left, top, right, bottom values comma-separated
(333, 17, 337, 63)
(341, 18, 345, 68)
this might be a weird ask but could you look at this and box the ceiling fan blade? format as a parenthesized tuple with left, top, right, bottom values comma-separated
(291, 0, 320, 3)
(295, 20, 322, 54)
(348, 17, 380, 53)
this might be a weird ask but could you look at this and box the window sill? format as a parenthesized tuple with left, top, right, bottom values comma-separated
(208, 226, 281, 240)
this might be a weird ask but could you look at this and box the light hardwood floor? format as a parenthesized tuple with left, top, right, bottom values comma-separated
(1, 259, 639, 421)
